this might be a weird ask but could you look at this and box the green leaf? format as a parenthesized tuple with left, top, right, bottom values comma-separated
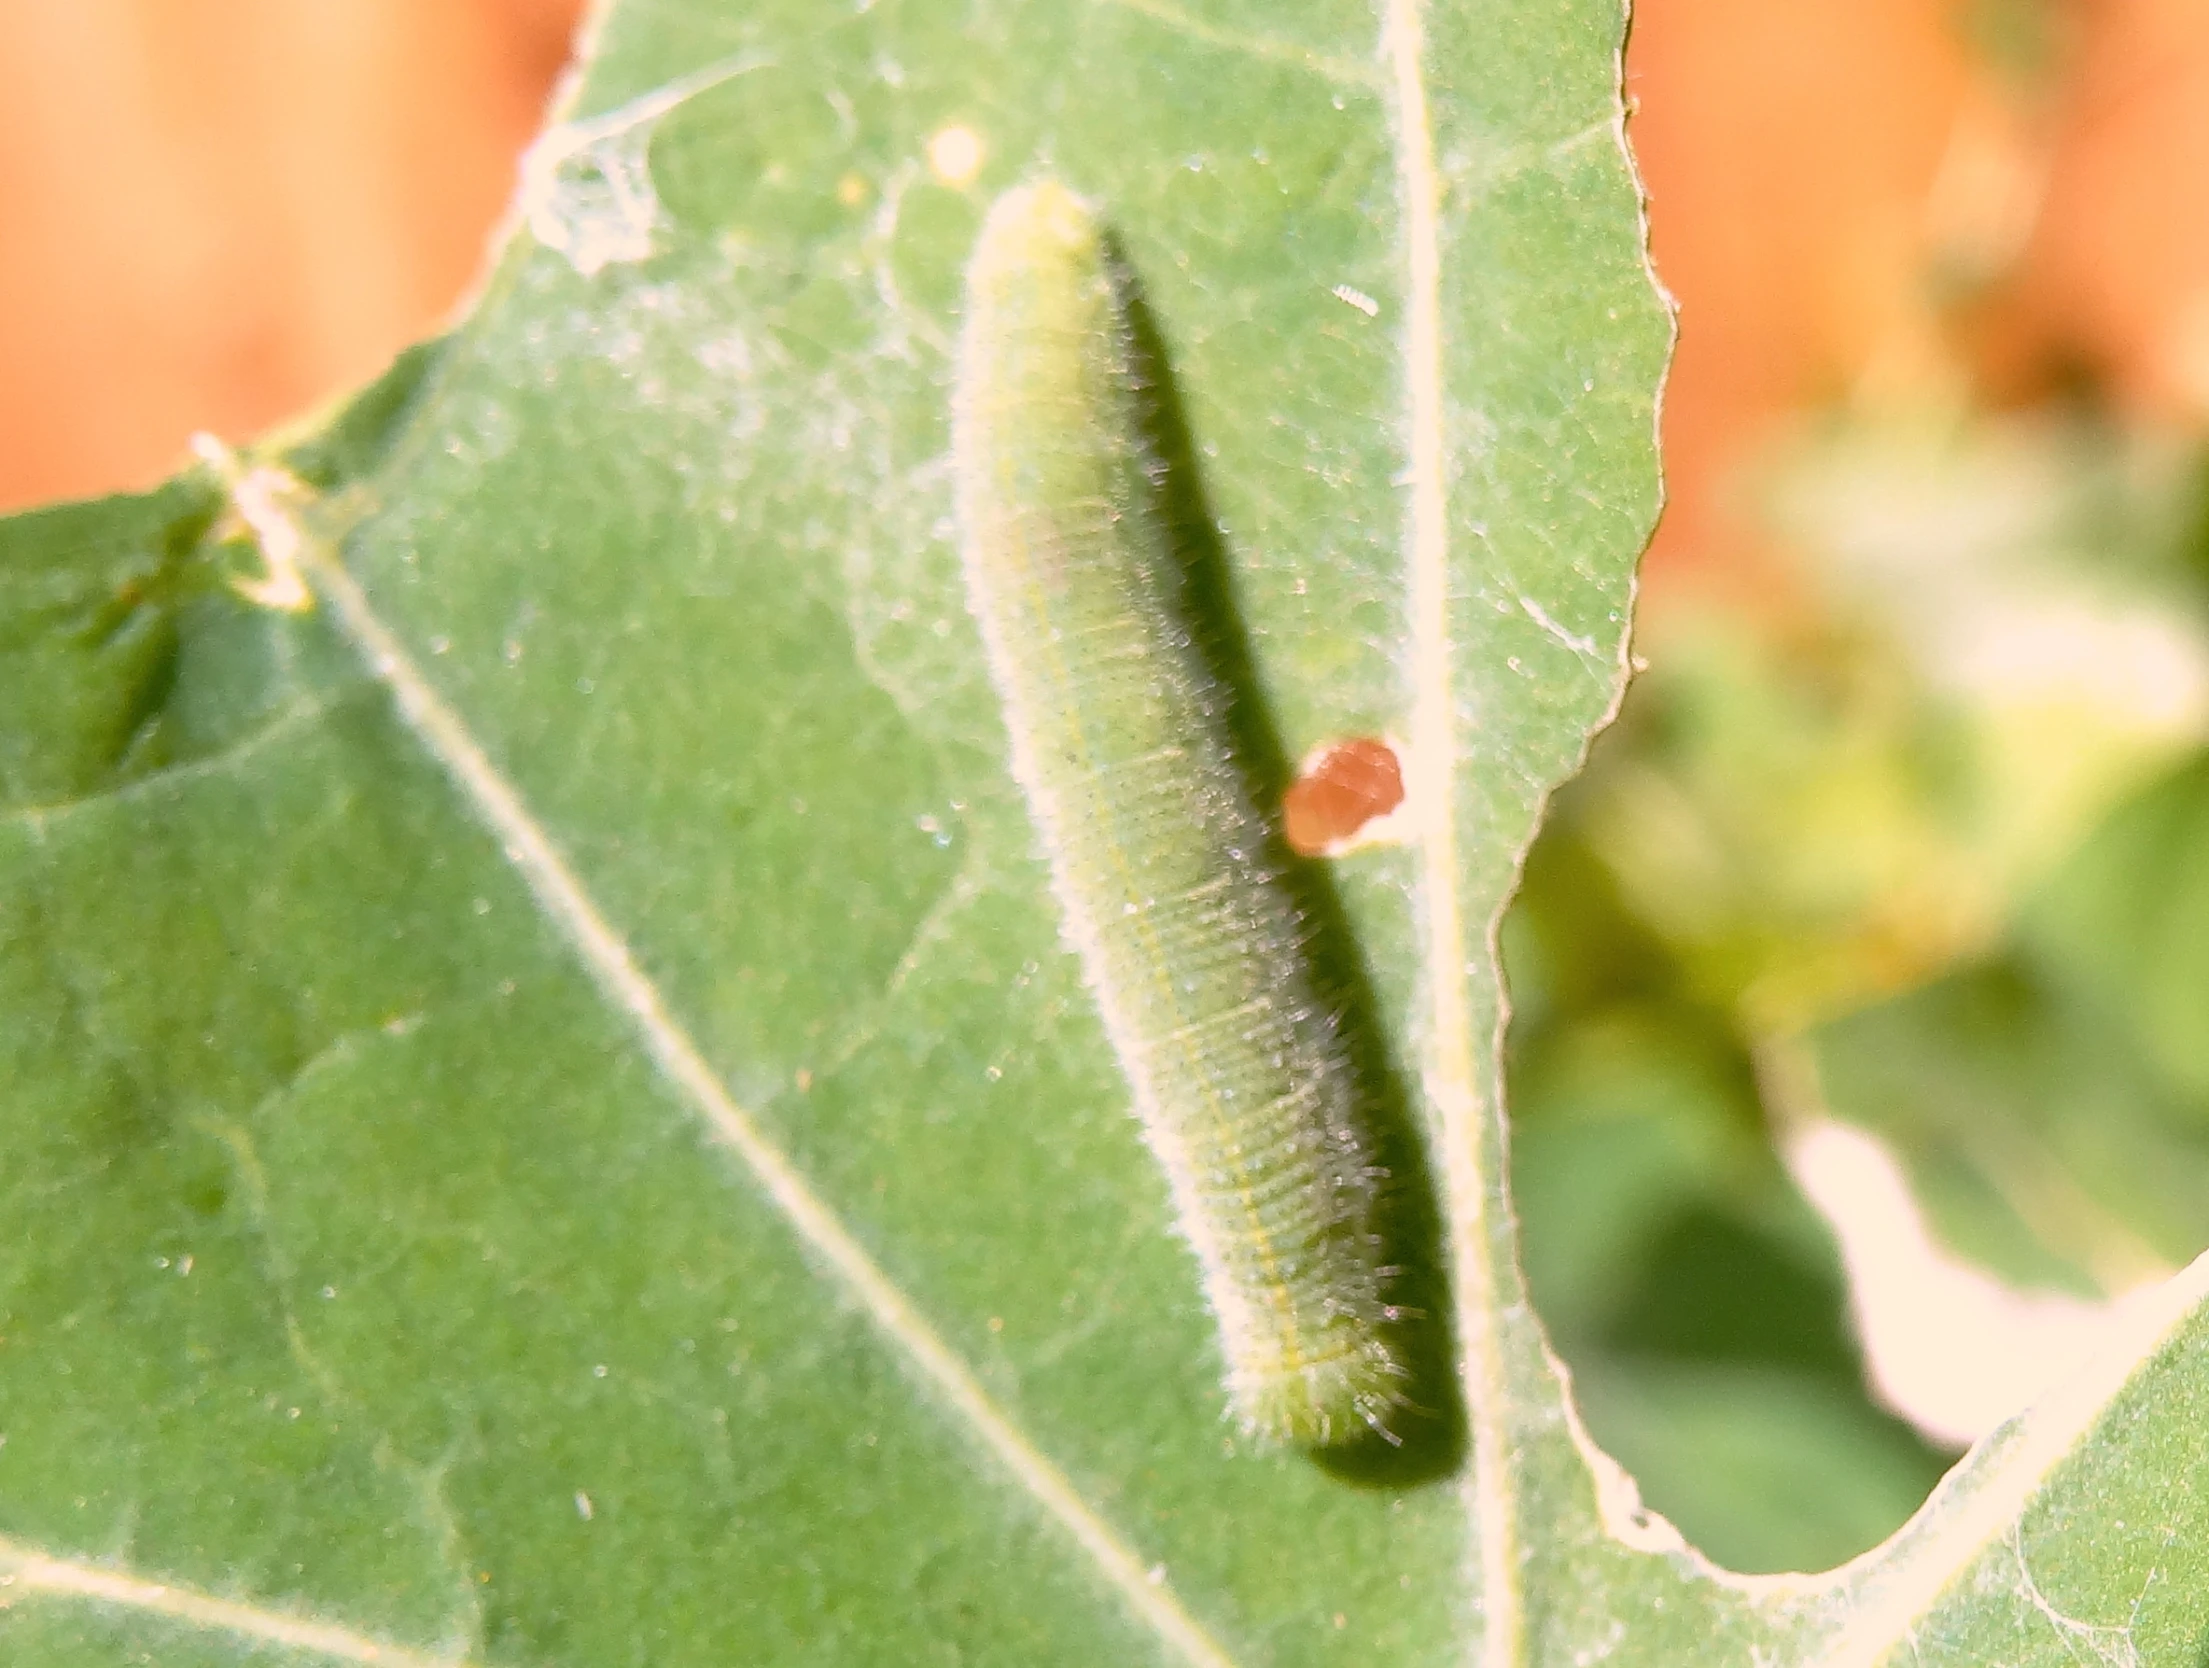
(4, 4, 2207, 1666)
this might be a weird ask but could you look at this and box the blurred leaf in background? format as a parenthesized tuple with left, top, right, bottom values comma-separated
(1506, 0, 2209, 1574)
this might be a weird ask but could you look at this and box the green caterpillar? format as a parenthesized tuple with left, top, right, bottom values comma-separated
(952, 179, 1401, 1448)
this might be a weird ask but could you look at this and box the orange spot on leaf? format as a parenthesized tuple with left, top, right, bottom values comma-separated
(1283, 737, 1404, 856)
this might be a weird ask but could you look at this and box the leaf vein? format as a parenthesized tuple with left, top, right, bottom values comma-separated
(1384, 1, 1525, 1661)
(3, 693, 340, 836)
(297, 544, 1243, 1668)
(0, 1536, 473, 1667)
(1094, 0, 1381, 89)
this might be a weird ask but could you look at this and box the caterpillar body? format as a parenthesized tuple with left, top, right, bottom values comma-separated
(952, 179, 1401, 1448)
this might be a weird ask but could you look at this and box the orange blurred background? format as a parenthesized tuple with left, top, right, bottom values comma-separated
(1, 0, 2205, 601)
(1633, 0, 2209, 606)
(0, 0, 579, 512)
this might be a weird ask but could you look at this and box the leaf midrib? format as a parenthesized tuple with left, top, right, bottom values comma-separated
(1379, 1, 1521, 1664)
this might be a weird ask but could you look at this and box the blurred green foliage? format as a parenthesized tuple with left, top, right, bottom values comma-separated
(1502, 412, 2209, 1572)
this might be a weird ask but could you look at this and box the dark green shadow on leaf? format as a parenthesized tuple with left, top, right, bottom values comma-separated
(1108, 228, 1466, 1487)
